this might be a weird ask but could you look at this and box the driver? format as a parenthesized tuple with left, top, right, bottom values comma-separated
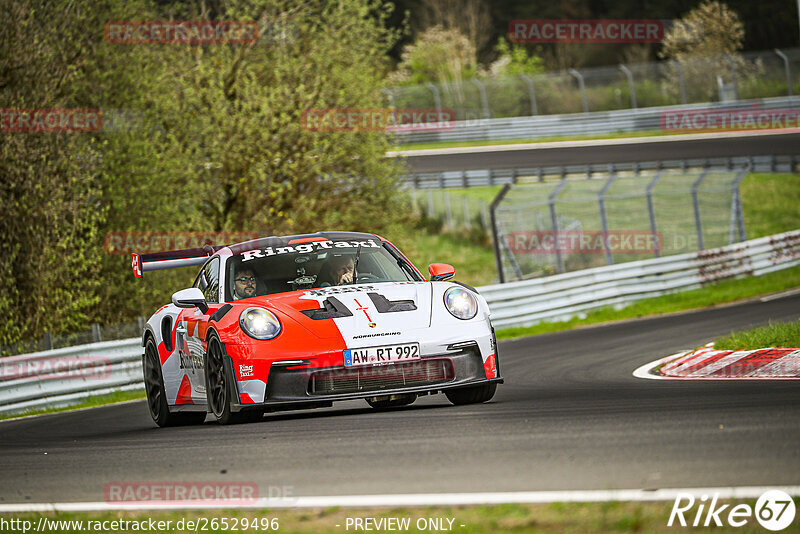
(232, 267, 258, 300)
(318, 254, 354, 286)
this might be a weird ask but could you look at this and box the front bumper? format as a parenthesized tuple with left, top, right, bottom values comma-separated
(231, 343, 502, 412)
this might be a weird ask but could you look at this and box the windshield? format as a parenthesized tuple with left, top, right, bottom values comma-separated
(225, 238, 421, 301)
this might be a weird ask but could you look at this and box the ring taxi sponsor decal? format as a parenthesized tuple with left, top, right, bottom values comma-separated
(240, 239, 381, 262)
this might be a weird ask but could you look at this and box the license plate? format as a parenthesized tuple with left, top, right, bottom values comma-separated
(343, 343, 420, 367)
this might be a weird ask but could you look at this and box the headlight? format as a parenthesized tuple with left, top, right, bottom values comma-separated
(239, 307, 281, 340)
(444, 287, 478, 320)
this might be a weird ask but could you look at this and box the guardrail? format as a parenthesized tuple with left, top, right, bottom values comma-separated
(402, 155, 800, 189)
(0, 339, 144, 416)
(392, 96, 800, 145)
(1, 230, 798, 415)
(478, 230, 800, 329)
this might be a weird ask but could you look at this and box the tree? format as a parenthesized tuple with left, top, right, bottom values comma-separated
(389, 25, 477, 85)
(658, 0, 747, 103)
(660, 0, 745, 60)
(1, 0, 411, 346)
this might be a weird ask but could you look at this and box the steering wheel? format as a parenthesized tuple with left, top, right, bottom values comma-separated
(354, 273, 380, 283)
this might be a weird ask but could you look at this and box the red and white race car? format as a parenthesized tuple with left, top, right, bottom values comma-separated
(134, 232, 501, 426)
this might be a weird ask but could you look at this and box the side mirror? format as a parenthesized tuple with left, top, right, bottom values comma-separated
(428, 263, 455, 282)
(172, 288, 208, 314)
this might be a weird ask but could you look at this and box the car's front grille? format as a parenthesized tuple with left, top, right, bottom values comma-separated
(308, 358, 455, 395)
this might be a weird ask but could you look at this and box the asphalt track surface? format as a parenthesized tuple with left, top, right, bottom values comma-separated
(1, 293, 799, 505)
(399, 132, 800, 173)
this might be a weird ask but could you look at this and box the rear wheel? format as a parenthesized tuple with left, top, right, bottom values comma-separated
(445, 382, 497, 406)
(143, 338, 206, 427)
(205, 335, 261, 425)
(365, 393, 417, 409)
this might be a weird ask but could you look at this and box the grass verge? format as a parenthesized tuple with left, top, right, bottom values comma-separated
(5, 500, 798, 533)
(714, 320, 800, 350)
(496, 265, 800, 340)
(0, 388, 144, 422)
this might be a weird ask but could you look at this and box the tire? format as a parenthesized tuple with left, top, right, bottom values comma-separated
(205, 334, 260, 425)
(143, 337, 206, 427)
(445, 382, 497, 406)
(365, 393, 417, 409)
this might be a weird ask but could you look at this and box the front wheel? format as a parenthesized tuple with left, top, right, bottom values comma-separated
(143, 338, 206, 427)
(205, 335, 260, 425)
(445, 382, 497, 406)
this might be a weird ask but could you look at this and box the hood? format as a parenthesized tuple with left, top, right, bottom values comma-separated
(249, 282, 433, 341)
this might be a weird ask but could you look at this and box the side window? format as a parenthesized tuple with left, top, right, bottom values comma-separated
(194, 257, 220, 304)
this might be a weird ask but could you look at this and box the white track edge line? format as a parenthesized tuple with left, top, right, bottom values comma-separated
(632, 351, 688, 380)
(387, 128, 800, 157)
(3, 487, 800, 512)
(633, 351, 800, 381)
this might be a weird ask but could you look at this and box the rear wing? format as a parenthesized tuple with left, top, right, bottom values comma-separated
(131, 246, 220, 278)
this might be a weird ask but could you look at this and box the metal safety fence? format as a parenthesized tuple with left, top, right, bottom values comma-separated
(401, 155, 800, 190)
(480, 230, 800, 329)
(489, 166, 751, 282)
(0, 339, 144, 416)
(387, 48, 800, 122)
(1, 230, 798, 414)
(390, 95, 800, 144)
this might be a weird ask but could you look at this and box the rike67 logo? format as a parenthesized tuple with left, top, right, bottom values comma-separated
(668, 490, 796, 530)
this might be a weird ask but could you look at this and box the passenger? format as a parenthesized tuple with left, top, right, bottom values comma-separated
(232, 267, 258, 300)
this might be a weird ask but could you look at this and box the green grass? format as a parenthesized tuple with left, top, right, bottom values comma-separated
(394, 231, 497, 288)
(392, 129, 676, 152)
(715, 320, 800, 350)
(0, 388, 144, 421)
(740, 173, 800, 238)
(496, 265, 800, 340)
(4, 499, 798, 533)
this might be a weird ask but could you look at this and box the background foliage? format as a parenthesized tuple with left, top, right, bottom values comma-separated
(0, 0, 409, 345)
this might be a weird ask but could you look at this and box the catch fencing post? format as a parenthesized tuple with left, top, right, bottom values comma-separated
(444, 192, 453, 229)
(427, 190, 435, 218)
(619, 65, 637, 109)
(569, 69, 589, 114)
(775, 49, 793, 96)
(490, 184, 513, 283)
(426, 83, 442, 115)
(646, 170, 664, 257)
(731, 166, 749, 242)
(692, 169, 710, 251)
(518, 74, 538, 115)
(598, 170, 618, 265)
(722, 54, 739, 100)
(92, 324, 102, 343)
(463, 197, 471, 230)
(549, 178, 569, 273)
(471, 78, 491, 119)
(672, 61, 687, 104)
